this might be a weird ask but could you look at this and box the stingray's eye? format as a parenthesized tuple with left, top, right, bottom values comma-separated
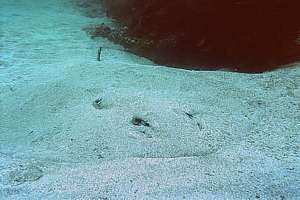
(95, 98, 102, 104)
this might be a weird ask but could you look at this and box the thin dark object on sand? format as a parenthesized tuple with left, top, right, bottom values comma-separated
(185, 112, 194, 119)
(97, 47, 102, 61)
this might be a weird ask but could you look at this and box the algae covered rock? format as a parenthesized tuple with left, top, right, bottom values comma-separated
(99, 0, 300, 72)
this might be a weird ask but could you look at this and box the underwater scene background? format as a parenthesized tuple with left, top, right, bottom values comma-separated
(0, 0, 299, 199)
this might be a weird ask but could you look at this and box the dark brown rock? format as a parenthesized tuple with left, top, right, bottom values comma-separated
(87, 0, 300, 72)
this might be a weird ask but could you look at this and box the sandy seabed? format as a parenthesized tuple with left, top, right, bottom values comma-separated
(0, 0, 299, 199)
